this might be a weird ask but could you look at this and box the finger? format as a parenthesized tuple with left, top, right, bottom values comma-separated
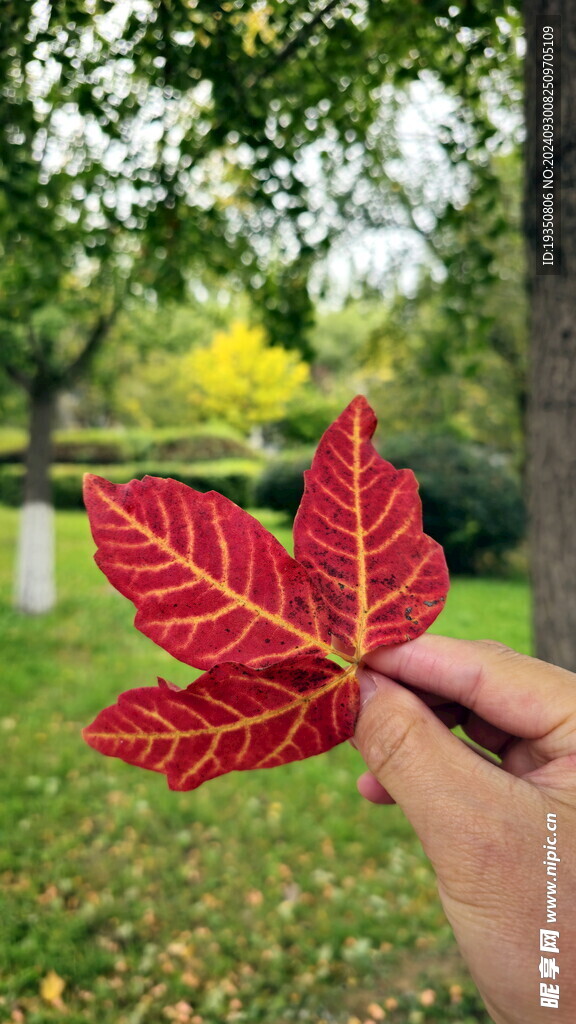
(365, 635, 576, 756)
(460, 711, 516, 757)
(424, 703, 552, 777)
(357, 771, 396, 804)
(459, 736, 503, 766)
(409, 687, 529, 769)
(408, 685, 518, 753)
(356, 734, 501, 807)
(354, 668, 524, 865)
(399, 684, 520, 758)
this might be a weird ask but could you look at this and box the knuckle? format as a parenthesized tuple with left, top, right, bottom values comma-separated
(476, 639, 520, 659)
(360, 704, 423, 781)
(469, 640, 532, 705)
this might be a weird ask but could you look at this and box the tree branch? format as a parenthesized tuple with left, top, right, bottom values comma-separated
(1, 327, 38, 391)
(158, 0, 344, 196)
(247, 0, 344, 89)
(27, 323, 52, 377)
(2, 358, 33, 392)
(64, 304, 121, 385)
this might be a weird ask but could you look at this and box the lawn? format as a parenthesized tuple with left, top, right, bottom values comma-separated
(0, 506, 531, 1024)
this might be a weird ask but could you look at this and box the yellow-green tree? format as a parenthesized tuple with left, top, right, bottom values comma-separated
(184, 322, 309, 434)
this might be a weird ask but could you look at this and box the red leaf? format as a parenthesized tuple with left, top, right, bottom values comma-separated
(83, 396, 449, 790)
(293, 396, 449, 656)
(83, 655, 358, 790)
(83, 475, 332, 671)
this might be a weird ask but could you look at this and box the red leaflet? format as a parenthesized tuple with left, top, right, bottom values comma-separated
(83, 396, 449, 790)
(294, 396, 449, 657)
(83, 656, 358, 791)
(83, 476, 331, 671)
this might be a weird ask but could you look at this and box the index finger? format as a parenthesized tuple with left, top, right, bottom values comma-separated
(364, 634, 576, 743)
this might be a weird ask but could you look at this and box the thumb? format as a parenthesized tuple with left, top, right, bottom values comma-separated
(354, 668, 525, 866)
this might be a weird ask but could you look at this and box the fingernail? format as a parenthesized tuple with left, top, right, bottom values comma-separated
(356, 668, 377, 709)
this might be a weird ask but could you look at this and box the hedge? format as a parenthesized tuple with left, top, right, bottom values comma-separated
(0, 426, 257, 466)
(0, 459, 261, 511)
(254, 453, 312, 519)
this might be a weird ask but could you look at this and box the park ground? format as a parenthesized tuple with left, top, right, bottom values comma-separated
(0, 506, 530, 1024)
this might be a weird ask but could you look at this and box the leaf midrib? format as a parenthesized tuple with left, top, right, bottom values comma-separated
(352, 409, 368, 658)
(89, 665, 356, 740)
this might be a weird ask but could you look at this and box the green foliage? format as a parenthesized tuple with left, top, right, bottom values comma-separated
(0, 459, 260, 511)
(0, 425, 257, 466)
(368, 153, 528, 453)
(0, 505, 529, 1023)
(309, 303, 387, 377)
(75, 299, 251, 429)
(271, 389, 353, 445)
(381, 435, 526, 574)
(0, 428, 26, 457)
(147, 433, 256, 464)
(254, 452, 313, 519)
(0, 1, 523, 396)
(365, 299, 525, 456)
(0, 467, 24, 507)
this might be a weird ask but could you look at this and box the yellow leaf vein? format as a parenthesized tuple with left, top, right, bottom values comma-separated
(95, 484, 331, 655)
(367, 548, 436, 614)
(91, 668, 355, 744)
(314, 476, 355, 513)
(366, 511, 417, 558)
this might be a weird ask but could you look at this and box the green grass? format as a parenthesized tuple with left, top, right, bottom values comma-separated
(0, 506, 530, 1024)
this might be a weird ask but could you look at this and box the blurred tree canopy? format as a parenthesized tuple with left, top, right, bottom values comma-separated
(0, 0, 523, 611)
(1, 0, 522, 373)
(362, 153, 527, 456)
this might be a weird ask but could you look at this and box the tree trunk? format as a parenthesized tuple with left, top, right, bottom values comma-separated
(524, 0, 576, 668)
(15, 389, 57, 614)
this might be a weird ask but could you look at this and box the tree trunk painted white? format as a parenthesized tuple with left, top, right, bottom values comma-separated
(15, 501, 56, 613)
(15, 390, 57, 614)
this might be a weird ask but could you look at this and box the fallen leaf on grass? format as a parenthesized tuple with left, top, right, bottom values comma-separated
(40, 970, 66, 1005)
(366, 1003, 386, 1020)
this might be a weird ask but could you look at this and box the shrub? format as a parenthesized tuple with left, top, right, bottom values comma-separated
(0, 426, 257, 465)
(0, 430, 134, 465)
(380, 434, 526, 574)
(0, 459, 260, 511)
(0, 429, 27, 463)
(254, 452, 313, 518)
(150, 435, 254, 462)
(54, 439, 130, 464)
(272, 393, 347, 445)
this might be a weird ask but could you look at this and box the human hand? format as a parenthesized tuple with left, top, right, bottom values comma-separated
(353, 635, 576, 1024)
